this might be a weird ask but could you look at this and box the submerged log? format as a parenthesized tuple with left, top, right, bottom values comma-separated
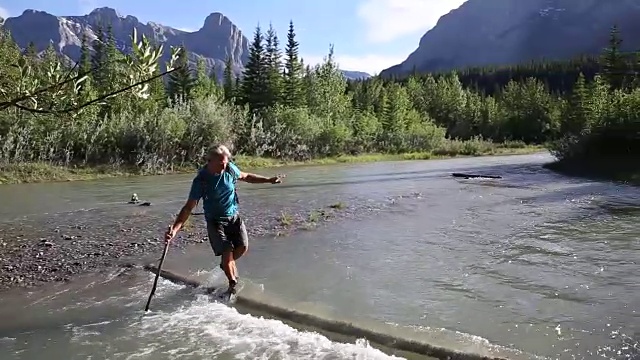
(451, 173, 502, 179)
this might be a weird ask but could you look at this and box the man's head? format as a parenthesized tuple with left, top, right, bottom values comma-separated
(205, 144, 232, 173)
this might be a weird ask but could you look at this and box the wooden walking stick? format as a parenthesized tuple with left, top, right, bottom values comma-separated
(144, 240, 171, 312)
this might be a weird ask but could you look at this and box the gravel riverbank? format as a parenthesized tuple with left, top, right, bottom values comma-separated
(0, 192, 421, 292)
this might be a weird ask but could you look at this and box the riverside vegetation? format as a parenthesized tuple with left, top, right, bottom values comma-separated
(0, 20, 637, 292)
(0, 22, 637, 184)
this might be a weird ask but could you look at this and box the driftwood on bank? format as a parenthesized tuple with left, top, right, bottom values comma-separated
(451, 173, 502, 179)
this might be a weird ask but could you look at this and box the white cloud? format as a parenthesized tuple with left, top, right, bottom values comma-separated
(301, 53, 406, 76)
(0, 5, 9, 19)
(357, 0, 467, 44)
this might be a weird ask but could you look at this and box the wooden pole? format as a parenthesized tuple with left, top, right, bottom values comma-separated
(144, 241, 170, 312)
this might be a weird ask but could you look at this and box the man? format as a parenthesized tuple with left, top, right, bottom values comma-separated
(165, 144, 283, 294)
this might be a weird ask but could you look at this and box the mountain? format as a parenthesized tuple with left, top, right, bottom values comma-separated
(2, 7, 249, 79)
(341, 70, 372, 80)
(380, 0, 640, 78)
(1, 7, 369, 81)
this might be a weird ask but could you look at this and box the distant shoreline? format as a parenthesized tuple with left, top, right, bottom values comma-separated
(544, 158, 640, 186)
(0, 146, 543, 185)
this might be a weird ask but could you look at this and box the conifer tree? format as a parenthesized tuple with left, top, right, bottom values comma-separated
(601, 25, 626, 90)
(77, 33, 93, 95)
(91, 24, 107, 91)
(234, 75, 241, 100)
(104, 24, 122, 88)
(223, 55, 235, 102)
(0, 28, 22, 96)
(562, 72, 590, 136)
(282, 20, 303, 108)
(264, 23, 283, 107)
(167, 45, 196, 103)
(25, 42, 37, 60)
(241, 25, 269, 113)
(192, 57, 216, 99)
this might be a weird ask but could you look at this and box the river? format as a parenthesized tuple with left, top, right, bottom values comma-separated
(0, 152, 638, 360)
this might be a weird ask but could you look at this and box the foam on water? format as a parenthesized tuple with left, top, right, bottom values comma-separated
(143, 297, 397, 358)
(68, 280, 402, 359)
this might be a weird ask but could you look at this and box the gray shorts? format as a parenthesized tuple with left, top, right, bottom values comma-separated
(206, 213, 248, 256)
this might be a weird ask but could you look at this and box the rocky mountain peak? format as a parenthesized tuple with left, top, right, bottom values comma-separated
(2, 7, 251, 79)
(202, 12, 229, 29)
(88, 7, 121, 18)
(380, 0, 640, 78)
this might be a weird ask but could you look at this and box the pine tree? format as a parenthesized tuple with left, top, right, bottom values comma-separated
(234, 75, 241, 101)
(223, 55, 235, 102)
(210, 64, 223, 98)
(104, 24, 122, 91)
(601, 25, 626, 90)
(192, 57, 213, 99)
(264, 23, 283, 107)
(0, 28, 23, 96)
(282, 20, 304, 108)
(97, 23, 128, 114)
(41, 43, 59, 69)
(77, 32, 93, 95)
(79, 33, 91, 74)
(25, 42, 37, 60)
(91, 24, 107, 91)
(562, 72, 590, 136)
(147, 65, 167, 108)
(382, 83, 411, 134)
(167, 45, 196, 103)
(241, 25, 269, 113)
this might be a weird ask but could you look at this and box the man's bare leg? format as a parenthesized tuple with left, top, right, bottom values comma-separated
(219, 246, 244, 274)
(231, 245, 247, 278)
(220, 245, 247, 292)
(221, 251, 237, 291)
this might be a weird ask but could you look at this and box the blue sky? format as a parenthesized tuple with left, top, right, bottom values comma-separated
(0, 0, 466, 75)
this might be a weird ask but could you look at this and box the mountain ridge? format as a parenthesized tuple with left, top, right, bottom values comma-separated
(380, 0, 640, 78)
(1, 7, 370, 81)
(3, 7, 249, 79)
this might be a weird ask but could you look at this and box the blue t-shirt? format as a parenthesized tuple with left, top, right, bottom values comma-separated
(188, 162, 241, 221)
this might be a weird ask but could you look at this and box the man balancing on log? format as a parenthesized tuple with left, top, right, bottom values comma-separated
(165, 144, 283, 295)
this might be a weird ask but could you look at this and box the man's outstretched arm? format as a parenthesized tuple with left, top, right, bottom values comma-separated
(238, 171, 282, 184)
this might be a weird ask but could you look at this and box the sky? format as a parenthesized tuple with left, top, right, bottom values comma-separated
(0, 0, 467, 75)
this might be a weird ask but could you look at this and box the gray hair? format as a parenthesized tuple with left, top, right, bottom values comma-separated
(206, 144, 232, 160)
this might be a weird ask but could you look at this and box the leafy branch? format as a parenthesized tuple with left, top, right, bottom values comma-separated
(0, 27, 182, 114)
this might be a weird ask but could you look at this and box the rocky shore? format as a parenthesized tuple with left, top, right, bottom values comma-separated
(0, 192, 421, 292)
